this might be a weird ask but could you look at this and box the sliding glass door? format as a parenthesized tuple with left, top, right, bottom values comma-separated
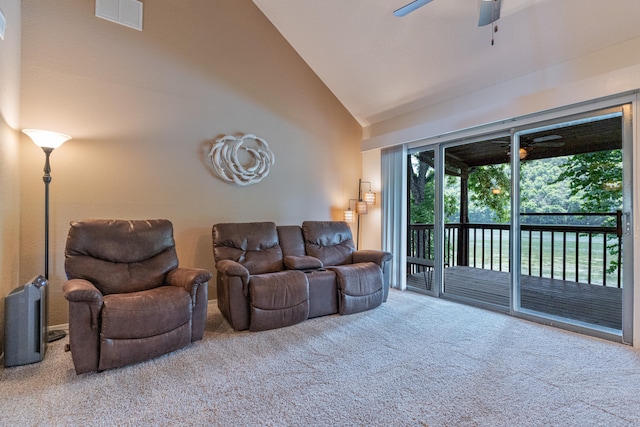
(514, 106, 632, 337)
(406, 103, 633, 342)
(408, 134, 513, 308)
(407, 149, 437, 293)
(441, 137, 512, 309)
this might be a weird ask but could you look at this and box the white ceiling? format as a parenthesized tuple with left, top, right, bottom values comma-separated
(252, 0, 640, 127)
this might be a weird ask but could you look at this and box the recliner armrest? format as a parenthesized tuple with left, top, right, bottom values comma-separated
(352, 250, 393, 267)
(216, 259, 250, 280)
(166, 267, 211, 342)
(63, 279, 104, 304)
(284, 255, 323, 270)
(62, 279, 104, 336)
(166, 267, 213, 291)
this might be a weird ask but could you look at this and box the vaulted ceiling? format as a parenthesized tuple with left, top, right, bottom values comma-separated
(252, 0, 640, 127)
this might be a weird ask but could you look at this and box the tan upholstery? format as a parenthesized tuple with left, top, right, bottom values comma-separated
(63, 219, 211, 374)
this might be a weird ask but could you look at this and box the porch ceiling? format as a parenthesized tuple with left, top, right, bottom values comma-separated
(445, 116, 622, 168)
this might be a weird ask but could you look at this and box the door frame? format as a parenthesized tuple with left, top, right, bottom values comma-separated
(510, 105, 633, 344)
(405, 95, 636, 345)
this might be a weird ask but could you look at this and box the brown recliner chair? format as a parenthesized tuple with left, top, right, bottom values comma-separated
(62, 219, 212, 374)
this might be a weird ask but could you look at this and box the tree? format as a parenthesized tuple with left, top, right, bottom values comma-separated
(467, 164, 510, 223)
(552, 150, 623, 214)
(409, 153, 436, 224)
(552, 149, 623, 273)
(409, 153, 461, 224)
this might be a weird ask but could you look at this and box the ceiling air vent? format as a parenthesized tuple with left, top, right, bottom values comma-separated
(96, 0, 143, 31)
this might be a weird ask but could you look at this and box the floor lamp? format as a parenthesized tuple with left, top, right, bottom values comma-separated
(343, 179, 377, 249)
(23, 129, 72, 343)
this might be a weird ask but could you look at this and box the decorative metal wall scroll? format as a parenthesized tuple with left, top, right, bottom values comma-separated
(208, 134, 275, 186)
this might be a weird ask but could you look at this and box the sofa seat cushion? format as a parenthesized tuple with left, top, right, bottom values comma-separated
(99, 323, 192, 371)
(249, 271, 309, 332)
(329, 262, 383, 315)
(101, 286, 192, 339)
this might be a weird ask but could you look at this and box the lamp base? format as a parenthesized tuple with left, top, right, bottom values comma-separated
(47, 329, 66, 343)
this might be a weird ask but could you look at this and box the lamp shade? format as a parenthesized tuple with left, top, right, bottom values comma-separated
(343, 209, 355, 223)
(356, 200, 368, 214)
(23, 129, 71, 149)
(364, 190, 376, 205)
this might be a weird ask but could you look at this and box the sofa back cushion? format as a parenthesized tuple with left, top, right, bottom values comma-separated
(213, 222, 284, 275)
(65, 219, 179, 295)
(277, 225, 306, 257)
(302, 221, 355, 266)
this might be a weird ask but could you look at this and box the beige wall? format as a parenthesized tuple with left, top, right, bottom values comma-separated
(0, 0, 21, 355)
(20, 1, 362, 325)
(359, 150, 381, 251)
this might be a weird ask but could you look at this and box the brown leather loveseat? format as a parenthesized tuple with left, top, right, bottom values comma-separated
(212, 221, 392, 332)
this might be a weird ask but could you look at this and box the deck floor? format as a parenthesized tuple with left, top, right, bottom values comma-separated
(407, 265, 622, 330)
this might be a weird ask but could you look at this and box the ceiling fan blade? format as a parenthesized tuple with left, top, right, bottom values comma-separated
(532, 141, 566, 148)
(531, 134, 565, 147)
(478, 0, 502, 27)
(393, 0, 435, 17)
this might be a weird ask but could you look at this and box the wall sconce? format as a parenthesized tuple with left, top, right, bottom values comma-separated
(23, 129, 72, 343)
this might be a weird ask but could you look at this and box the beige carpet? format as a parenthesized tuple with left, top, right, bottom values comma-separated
(2, 289, 640, 426)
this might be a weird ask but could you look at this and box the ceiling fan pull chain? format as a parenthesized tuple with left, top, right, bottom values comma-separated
(490, 0, 499, 46)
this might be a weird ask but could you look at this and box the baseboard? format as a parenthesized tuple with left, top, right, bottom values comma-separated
(48, 323, 69, 333)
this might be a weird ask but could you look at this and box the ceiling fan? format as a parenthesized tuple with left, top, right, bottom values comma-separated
(394, 0, 502, 27)
(492, 135, 566, 148)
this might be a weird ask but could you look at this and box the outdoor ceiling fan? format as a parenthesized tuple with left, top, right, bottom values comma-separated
(491, 134, 566, 158)
(490, 134, 565, 160)
(394, 0, 502, 27)
(492, 135, 566, 148)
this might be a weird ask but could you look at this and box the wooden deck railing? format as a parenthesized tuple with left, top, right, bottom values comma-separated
(408, 212, 622, 288)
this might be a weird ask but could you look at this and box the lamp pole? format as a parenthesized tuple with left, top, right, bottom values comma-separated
(40, 145, 67, 342)
(42, 147, 53, 280)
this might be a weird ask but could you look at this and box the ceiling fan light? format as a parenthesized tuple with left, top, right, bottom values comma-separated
(519, 147, 528, 159)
